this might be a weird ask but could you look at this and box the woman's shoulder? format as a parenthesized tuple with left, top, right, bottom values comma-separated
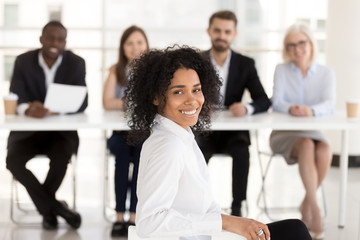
(311, 62, 335, 79)
(104, 65, 119, 87)
(141, 128, 187, 167)
(144, 128, 185, 152)
(274, 63, 293, 78)
(275, 62, 291, 71)
(313, 62, 334, 72)
(109, 64, 117, 72)
(104, 65, 117, 80)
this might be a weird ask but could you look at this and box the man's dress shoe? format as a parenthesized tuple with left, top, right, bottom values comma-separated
(42, 213, 58, 230)
(54, 202, 81, 229)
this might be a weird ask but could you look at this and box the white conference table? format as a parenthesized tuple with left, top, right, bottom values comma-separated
(1, 110, 358, 228)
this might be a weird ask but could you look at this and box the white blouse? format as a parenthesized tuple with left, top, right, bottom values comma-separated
(135, 114, 222, 240)
(272, 62, 336, 116)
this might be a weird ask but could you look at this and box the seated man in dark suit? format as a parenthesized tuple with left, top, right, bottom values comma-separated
(197, 10, 271, 216)
(6, 21, 87, 230)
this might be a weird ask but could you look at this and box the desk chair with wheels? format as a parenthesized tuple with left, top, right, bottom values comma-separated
(254, 130, 328, 221)
(10, 154, 77, 225)
(128, 226, 246, 240)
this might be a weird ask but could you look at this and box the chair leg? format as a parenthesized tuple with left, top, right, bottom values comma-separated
(257, 154, 277, 220)
(255, 130, 328, 220)
(103, 149, 109, 221)
(321, 184, 328, 218)
(10, 177, 16, 223)
(257, 155, 328, 221)
(71, 154, 77, 210)
(10, 177, 40, 226)
(10, 154, 78, 225)
(255, 129, 271, 212)
(103, 150, 115, 222)
(242, 199, 249, 217)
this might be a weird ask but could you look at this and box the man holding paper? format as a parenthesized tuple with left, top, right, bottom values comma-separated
(6, 21, 87, 230)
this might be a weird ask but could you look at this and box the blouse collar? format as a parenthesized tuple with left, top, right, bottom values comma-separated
(38, 50, 63, 70)
(153, 114, 195, 142)
(290, 61, 317, 76)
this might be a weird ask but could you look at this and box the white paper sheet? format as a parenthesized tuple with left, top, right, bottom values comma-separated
(44, 83, 87, 114)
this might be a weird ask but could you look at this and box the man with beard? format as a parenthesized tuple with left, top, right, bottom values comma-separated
(6, 21, 87, 230)
(197, 10, 271, 217)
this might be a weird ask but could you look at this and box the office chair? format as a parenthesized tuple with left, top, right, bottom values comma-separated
(128, 225, 246, 240)
(103, 150, 115, 222)
(10, 154, 77, 225)
(103, 149, 135, 222)
(254, 129, 328, 221)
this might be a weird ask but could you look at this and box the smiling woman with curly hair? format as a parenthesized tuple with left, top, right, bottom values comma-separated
(125, 45, 311, 240)
(125, 45, 221, 144)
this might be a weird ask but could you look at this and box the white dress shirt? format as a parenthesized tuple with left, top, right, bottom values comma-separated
(17, 51, 63, 115)
(38, 51, 63, 89)
(271, 62, 336, 116)
(209, 50, 231, 102)
(135, 114, 223, 240)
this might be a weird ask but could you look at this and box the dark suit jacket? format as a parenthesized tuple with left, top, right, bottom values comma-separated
(8, 49, 88, 152)
(203, 50, 271, 145)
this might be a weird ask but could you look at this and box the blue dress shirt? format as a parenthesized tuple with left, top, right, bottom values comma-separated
(271, 62, 336, 116)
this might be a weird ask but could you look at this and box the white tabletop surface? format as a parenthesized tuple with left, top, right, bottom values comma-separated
(211, 111, 359, 130)
(1, 110, 359, 131)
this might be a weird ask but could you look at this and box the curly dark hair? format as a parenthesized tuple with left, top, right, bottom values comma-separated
(125, 45, 222, 144)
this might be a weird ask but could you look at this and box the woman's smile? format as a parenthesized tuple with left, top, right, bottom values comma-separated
(156, 68, 205, 129)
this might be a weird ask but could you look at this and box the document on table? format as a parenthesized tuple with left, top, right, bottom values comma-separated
(44, 83, 87, 114)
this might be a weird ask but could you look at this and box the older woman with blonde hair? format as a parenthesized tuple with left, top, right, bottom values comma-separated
(270, 23, 336, 240)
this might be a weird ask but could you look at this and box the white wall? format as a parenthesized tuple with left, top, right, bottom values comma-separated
(326, 0, 360, 155)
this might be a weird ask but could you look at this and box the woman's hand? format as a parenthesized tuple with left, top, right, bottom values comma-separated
(289, 104, 314, 116)
(221, 214, 270, 240)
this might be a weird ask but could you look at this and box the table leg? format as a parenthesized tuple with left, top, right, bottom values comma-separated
(339, 129, 349, 228)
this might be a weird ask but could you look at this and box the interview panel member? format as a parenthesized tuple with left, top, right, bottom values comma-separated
(6, 21, 87, 230)
(197, 10, 271, 217)
(270, 23, 336, 240)
(103, 25, 149, 237)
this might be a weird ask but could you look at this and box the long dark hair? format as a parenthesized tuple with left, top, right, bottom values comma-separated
(125, 45, 222, 144)
(115, 25, 149, 86)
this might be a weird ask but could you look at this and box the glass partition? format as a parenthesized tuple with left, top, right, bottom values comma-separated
(0, 0, 328, 113)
